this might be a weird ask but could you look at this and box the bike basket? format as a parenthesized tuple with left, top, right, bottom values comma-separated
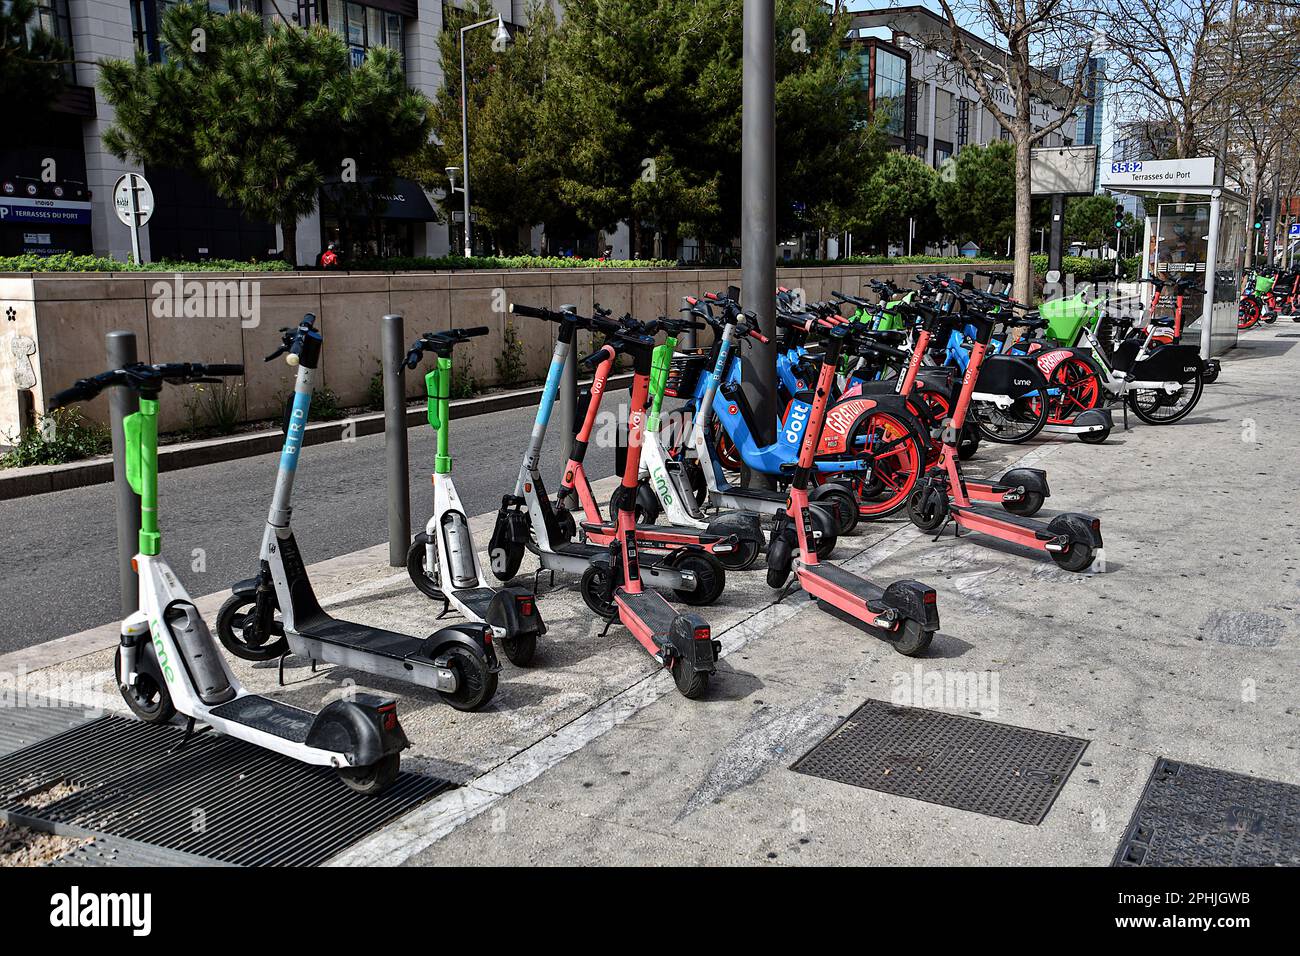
(665, 351, 710, 398)
(1038, 292, 1097, 346)
(1255, 274, 1276, 294)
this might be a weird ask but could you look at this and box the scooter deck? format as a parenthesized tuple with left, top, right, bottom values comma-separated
(718, 485, 785, 505)
(617, 588, 679, 649)
(297, 616, 427, 659)
(454, 587, 496, 618)
(209, 694, 315, 743)
(952, 502, 1053, 537)
(799, 561, 885, 605)
(582, 521, 730, 546)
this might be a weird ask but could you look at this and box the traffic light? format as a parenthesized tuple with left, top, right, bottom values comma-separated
(1113, 203, 1125, 231)
(1254, 208, 1264, 230)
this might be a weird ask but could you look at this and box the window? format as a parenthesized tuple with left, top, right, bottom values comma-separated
(30, 0, 74, 80)
(874, 49, 908, 137)
(132, 1, 263, 57)
(324, 1, 404, 65)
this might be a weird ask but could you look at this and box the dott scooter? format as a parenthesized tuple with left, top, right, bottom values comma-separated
(216, 314, 501, 711)
(907, 308, 1104, 571)
(52, 362, 408, 794)
(557, 313, 762, 571)
(490, 303, 724, 608)
(763, 316, 941, 656)
(403, 327, 547, 666)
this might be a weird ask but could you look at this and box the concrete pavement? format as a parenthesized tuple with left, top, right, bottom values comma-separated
(3, 327, 1297, 866)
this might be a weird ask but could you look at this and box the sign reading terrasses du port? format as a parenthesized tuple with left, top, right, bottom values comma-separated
(1101, 157, 1216, 189)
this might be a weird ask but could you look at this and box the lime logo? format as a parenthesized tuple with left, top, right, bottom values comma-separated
(149, 620, 175, 683)
(651, 467, 674, 506)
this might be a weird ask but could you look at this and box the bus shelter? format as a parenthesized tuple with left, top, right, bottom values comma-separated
(1102, 158, 1247, 357)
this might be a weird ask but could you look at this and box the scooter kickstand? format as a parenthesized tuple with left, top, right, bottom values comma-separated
(170, 716, 210, 754)
(277, 652, 288, 687)
(773, 579, 802, 605)
(598, 616, 617, 639)
(435, 596, 453, 620)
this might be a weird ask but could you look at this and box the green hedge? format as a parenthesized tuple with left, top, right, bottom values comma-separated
(348, 254, 679, 271)
(0, 253, 294, 273)
(1032, 254, 1140, 282)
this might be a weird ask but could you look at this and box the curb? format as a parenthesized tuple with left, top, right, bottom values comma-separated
(0, 373, 634, 500)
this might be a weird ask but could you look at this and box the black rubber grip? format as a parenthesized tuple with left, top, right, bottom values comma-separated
(203, 363, 245, 377)
(458, 326, 490, 338)
(509, 303, 549, 319)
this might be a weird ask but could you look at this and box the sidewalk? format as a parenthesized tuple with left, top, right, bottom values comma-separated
(5, 328, 1297, 866)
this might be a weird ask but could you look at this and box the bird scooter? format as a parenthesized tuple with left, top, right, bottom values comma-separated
(216, 315, 501, 711)
(52, 362, 408, 794)
(488, 303, 723, 609)
(557, 313, 762, 571)
(404, 327, 547, 666)
(907, 310, 1105, 571)
(763, 316, 941, 656)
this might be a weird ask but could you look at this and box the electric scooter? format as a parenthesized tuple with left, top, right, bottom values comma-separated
(557, 313, 763, 571)
(907, 307, 1105, 572)
(634, 307, 841, 559)
(216, 314, 502, 711)
(403, 327, 547, 665)
(763, 314, 941, 656)
(52, 362, 408, 794)
(489, 303, 724, 609)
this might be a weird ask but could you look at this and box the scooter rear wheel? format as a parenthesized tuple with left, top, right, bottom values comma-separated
(500, 633, 537, 668)
(1003, 491, 1045, 517)
(672, 660, 710, 699)
(337, 753, 400, 795)
(717, 537, 761, 571)
(435, 644, 498, 712)
(881, 619, 933, 657)
(216, 594, 288, 662)
(1051, 543, 1095, 572)
(114, 647, 175, 724)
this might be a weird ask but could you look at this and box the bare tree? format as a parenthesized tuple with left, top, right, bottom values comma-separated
(1103, 0, 1240, 161)
(930, 0, 1099, 303)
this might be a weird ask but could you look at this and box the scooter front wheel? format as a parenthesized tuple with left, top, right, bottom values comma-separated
(435, 644, 498, 711)
(216, 594, 288, 662)
(114, 647, 175, 723)
(670, 551, 726, 606)
(907, 486, 948, 533)
(337, 753, 400, 795)
(580, 564, 618, 619)
(406, 538, 445, 601)
(810, 505, 838, 560)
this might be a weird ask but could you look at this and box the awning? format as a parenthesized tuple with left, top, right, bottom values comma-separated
(321, 176, 438, 222)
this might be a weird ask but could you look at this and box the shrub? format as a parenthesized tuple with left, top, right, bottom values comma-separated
(348, 254, 678, 271)
(365, 361, 385, 411)
(181, 381, 243, 437)
(495, 321, 527, 386)
(1, 408, 110, 468)
(0, 253, 292, 273)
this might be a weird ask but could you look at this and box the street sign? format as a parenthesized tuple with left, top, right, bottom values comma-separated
(1290, 222, 1300, 238)
(112, 173, 153, 264)
(1101, 157, 1216, 189)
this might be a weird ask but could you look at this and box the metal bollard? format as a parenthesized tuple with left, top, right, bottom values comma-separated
(381, 314, 410, 567)
(106, 330, 140, 615)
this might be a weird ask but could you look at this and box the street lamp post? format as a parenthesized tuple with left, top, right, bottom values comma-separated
(457, 15, 511, 257)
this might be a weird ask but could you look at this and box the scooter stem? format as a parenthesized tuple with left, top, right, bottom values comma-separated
(429, 356, 452, 475)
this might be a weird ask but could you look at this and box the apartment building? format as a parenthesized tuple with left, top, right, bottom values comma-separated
(2, 0, 538, 264)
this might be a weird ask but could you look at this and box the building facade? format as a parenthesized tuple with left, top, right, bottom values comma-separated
(846, 5, 1073, 172)
(3, 0, 546, 265)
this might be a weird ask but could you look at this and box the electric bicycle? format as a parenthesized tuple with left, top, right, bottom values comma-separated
(52, 362, 408, 794)
(403, 326, 547, 666)
(216, 314, 502, 711)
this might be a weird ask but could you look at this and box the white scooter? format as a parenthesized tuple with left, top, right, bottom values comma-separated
(404, 328, 547, 666)
(51, 361, 409, 794)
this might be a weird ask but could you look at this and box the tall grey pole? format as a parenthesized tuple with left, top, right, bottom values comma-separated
(382, 314, 410, 566)
(106, 330, 140, 615)
(1266, 152, 1281, 265)
(1048, 194, 1065, 276)
(739, 0, 777, 487)
(557, 346, 577, 462)
(459, 30, 473, 258)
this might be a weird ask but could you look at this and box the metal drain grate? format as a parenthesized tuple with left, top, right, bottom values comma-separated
(791, 699, 1088, 825)
(0, 715, 452, 866)
(0, 703, 96, 757)
(1114, 759, 1300, 867)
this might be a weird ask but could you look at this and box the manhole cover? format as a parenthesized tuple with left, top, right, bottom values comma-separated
(0, 715, 452, 866)
(791, 699, 1088, 825)
(1114, 759, 1300, 866)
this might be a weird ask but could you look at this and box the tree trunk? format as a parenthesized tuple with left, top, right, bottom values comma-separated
(282, 217, 298, 267)
(1013, 134, 1034, 304)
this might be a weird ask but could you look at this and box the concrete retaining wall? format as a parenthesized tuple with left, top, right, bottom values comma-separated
(0, 263, 1008, 435)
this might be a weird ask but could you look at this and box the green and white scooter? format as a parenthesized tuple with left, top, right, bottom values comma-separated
(51, 362, 409, 794)
(404, 327, 546, 665)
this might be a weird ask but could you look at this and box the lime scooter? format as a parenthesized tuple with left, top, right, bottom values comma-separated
(217, 315, 501, 711)
(403, 327, 547, 666)
(51, 362, 409, 794)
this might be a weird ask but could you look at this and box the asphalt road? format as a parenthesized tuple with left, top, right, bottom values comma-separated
(0, 399, 619, 653)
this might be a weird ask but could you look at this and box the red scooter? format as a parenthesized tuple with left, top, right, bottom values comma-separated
(907, 305, 1103, 572)
(765, 309, 940, 656)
